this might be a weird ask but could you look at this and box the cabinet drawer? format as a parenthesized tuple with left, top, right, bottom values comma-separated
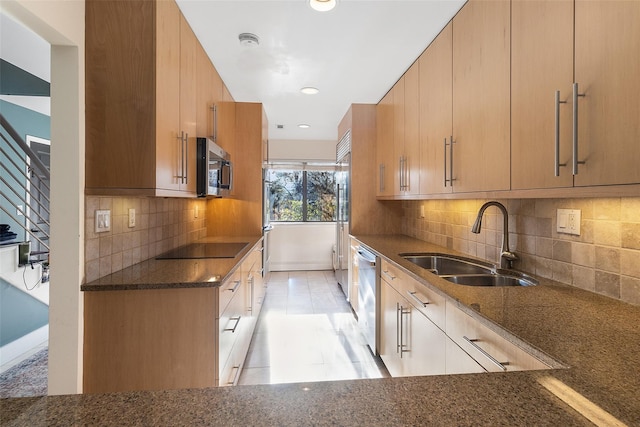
(219, 271, 242, 314)
(218, 281, 245, 381)
(380, 259, 445, 329)
(445, 302, 549, 372)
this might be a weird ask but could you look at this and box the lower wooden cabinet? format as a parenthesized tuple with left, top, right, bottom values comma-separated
(83, 240, 264, 393)
(380, 276, 447, 377)
(377, 256, 550, 379)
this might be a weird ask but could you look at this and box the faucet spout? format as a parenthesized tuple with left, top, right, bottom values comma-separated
(471, 201, 517, 269)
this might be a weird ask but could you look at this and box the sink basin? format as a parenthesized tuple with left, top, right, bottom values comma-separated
(400, 252, 537, 287)
(400, 253, 494, 276)
(443, 272, 537, 287)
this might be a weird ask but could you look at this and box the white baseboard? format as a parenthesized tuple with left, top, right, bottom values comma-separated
(0, 324, 49, 372)
(271, 262, 333, 271)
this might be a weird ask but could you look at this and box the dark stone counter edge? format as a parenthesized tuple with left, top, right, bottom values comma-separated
(80, 237, 262, 292)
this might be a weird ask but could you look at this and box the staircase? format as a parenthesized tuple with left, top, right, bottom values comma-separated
(0, 113, 50, 264)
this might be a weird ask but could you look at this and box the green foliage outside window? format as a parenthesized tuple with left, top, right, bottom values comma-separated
(267, 169, 336, 222)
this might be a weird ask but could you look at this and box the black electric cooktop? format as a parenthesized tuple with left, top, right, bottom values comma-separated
(156, 242, 249, 260)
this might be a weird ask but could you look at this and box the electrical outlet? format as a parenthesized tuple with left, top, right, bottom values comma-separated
(556, 209, 581, 236)
(419, 205, 425, 219)
(95, 210, 111, 233)
(195, 205, 199, 218)
(128, 208, 136, 228)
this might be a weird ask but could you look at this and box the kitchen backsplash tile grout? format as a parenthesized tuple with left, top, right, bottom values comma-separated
(84, 196, 207, 283)
(401, 197, 640, 306)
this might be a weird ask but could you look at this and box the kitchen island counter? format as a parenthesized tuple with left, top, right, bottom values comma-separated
(3, 235, 639, 426)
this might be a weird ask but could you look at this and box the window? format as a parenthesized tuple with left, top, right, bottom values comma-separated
(267, 169, 336, 222)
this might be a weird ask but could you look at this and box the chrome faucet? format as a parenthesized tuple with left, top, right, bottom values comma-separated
(471, 201, 518, 270)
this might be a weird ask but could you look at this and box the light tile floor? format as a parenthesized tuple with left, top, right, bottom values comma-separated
(238, 270, 389, 385)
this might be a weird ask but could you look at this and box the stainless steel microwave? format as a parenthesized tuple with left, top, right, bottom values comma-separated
(196, 137, 232, 197)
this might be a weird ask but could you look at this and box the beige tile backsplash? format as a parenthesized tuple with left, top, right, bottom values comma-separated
(85, 196, 207, 283)
(402, 197, 640, 306)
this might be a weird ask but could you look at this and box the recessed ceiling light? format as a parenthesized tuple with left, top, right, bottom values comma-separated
(298, 124, 311, 129)
(301, 87, 319, 95)
(309, 0, 336, 12)
(238, 33, 260, 47)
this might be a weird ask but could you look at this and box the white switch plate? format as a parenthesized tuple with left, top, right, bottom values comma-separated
(128, 208, 136, 228)
(419, 205, 425, 218)
(195, 205, 199, 218)
(557, 209, 581, 236)
(95, 210, 111, 233)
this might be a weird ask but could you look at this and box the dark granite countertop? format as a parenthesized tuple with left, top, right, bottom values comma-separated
(3, 234, 639, 426)
(80, 236, 262, 291)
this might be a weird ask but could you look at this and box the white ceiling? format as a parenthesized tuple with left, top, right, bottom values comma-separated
(177, 0, 466, 142)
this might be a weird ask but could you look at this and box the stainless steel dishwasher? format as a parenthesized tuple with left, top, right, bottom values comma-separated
(356, 246, 379, 355)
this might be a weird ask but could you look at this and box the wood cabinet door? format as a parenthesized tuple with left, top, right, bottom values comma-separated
(403, 62, 421, 196)
(196, 42, 214, 139)
(179, 14, 197, 194)
(419, 22, 453, 195)
(392, 79, 405, 195)
(452, 0, 511, 193)
(405, 307, 447, 376)
(574, 0, 640, 186)
(155, 0, 181, 192)
(380, 279, 404, 376)
(376, 90, 394, 197)
(511, 0, 574, 190)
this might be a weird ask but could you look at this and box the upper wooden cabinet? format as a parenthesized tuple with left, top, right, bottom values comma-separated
(511, 0, 574, 190)
(512, 0, 640, 190)
(400, 63, 421, 197)
(419, 22, 453, 196)
(195, 43, 224, 139)
(376, 90, 394, 197)
(86, 0, 200, 197)
(573, 0, 640, 187)
(451, 0, 511, 193)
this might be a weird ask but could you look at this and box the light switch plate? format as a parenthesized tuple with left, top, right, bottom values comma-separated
(95, 210, 111, 233)
(556, 209, 581, 236)
(128, 208, 136, 228)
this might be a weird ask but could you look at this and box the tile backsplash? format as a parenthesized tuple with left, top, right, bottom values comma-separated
(402, 197, 640, 306)
(85, 196, 207, 283)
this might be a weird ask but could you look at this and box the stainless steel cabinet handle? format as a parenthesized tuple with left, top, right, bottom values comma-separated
(226, 280, 241, 293)
(407, 290, 429, 307)
(379, 164, 385, 192)
(444, 136, 456, 187)
(396, 303, 401, 354)
(398, 156, 404, 191)
(224, 316, 241, 333)
(211, 104, 218, 143)
(184, 132, 188, 184)
(226, 365, 241, 385)
(463, 336, 508, 371)
(572, 82, 586, 175)
(175, 132, 184, 183)
(399, 304, 410, 358)
(443, 137, 448, 187)
(381, 270, 396, 281)
(449, 135, 455, 186)
(554, 90, 568, 176)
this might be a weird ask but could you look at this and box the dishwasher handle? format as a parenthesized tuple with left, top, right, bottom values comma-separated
(356, 248, 376, 266)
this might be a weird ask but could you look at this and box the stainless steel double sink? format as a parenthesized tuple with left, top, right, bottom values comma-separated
(400, 253, 537, 287)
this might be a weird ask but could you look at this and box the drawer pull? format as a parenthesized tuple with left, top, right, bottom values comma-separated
(224, 316, 241, 333)
(382, 270, 396, 281)
(227, 365, 241, 385)
(226, 280, 241, 293)
(463, 336, 508, 372)
(407, 290, 429, 307)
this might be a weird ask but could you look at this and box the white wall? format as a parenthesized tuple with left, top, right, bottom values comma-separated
(269, 139, 336, 162)
(269, 222, 335, 271)
(0, 0, 85, 395)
